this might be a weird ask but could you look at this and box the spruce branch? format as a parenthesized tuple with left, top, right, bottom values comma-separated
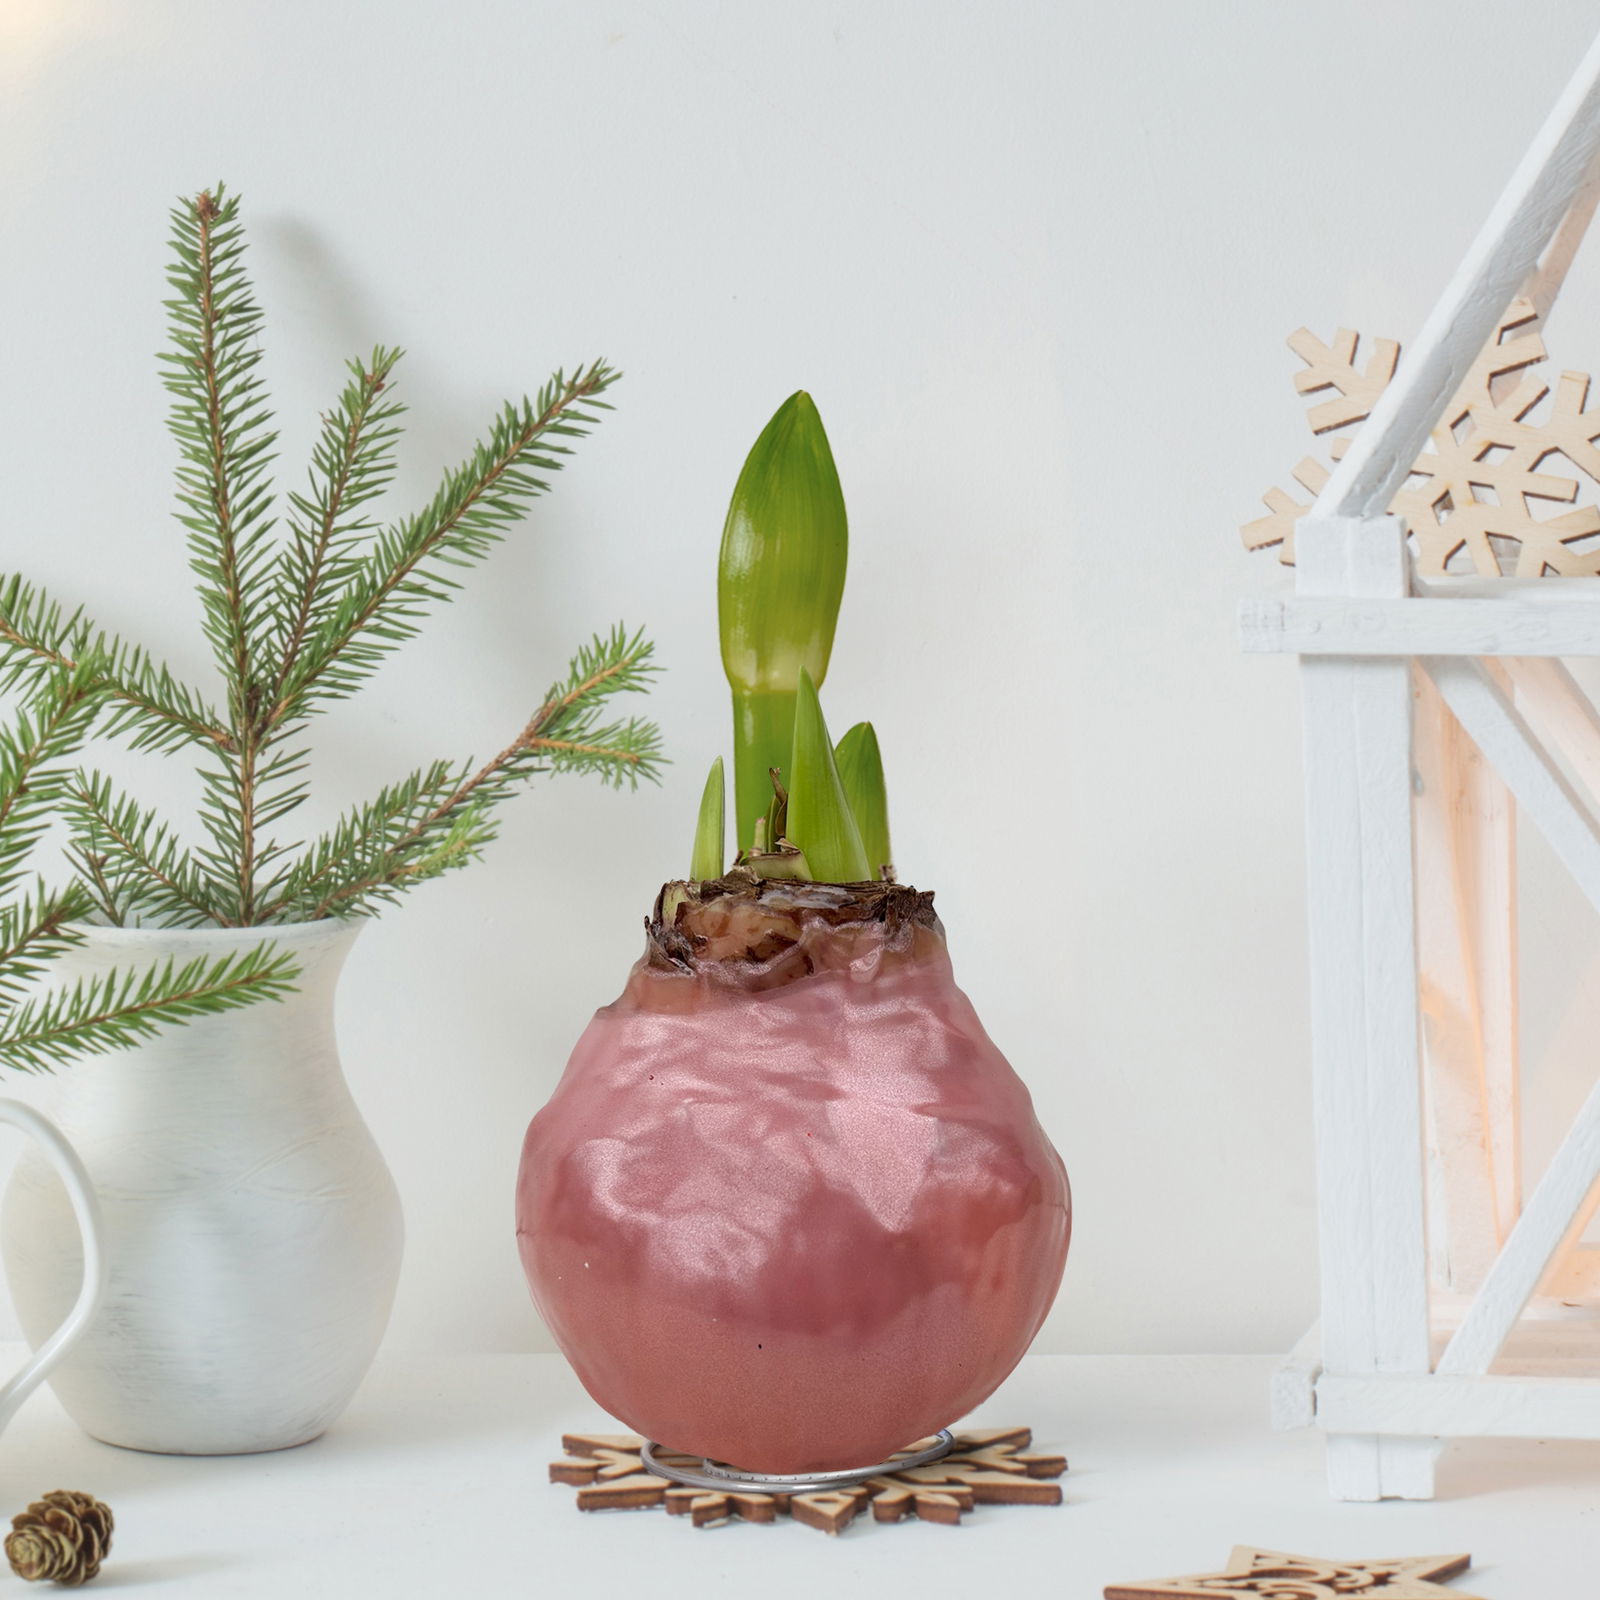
(0, 667, 296, 1076)
(161, 184, 279, 922)
(267, 346, 406, 694)
(273, 361, 619, 721)
(192, 737, 308, 925)
(0, 885, 92, 1009)
(261, 761, 496, 923)
(306, 807, 491, 922)
(161, 184, 280, 693)
(0, 946, 298, 1075)
(0, 186, 658, 929)
(515, 624, 663, 788)
(0, 667, 107, 901)
(73, 848, 126, 927)
(271, 626, 660, 921)
(381, 624, 661, 845)
(62, 773, 230, 929)
(0, 576, 230, 754)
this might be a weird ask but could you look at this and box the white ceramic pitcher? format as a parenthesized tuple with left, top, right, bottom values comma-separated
(1, 919, 402, 1456)
(0, 1103, 105, 1438)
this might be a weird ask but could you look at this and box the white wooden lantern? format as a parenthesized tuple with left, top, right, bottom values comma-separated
(1242, 33, 1600, 1501)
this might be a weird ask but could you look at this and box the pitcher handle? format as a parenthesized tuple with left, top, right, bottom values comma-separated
(0, 1101, 106, 1435)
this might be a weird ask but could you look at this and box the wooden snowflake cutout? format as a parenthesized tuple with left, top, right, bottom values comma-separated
(549, 1426, 1066, 1535)
(1104, 1547, 1483, 1599)
(1244, 299, 1600, 575)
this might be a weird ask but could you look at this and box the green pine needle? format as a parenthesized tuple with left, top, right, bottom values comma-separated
(0, 185, 662, 927)
(160, 183, 281, 703)
(63, 772, 231, 928)
(689, 757, 726, 881)
(0, 666, 107, 902)
(0, 886, 92, 1010)
(785, 670, 869, 883)
(261, 760, 490, 923)
(0, 575, 229, 755)
(833, 721, 892, 881)
(0, 661, 300, 1075)
(275, 360, 621, 721)
(0, 945, 299, 1075)
(267, 344, 407, 698)
(263, 625, 661, 921)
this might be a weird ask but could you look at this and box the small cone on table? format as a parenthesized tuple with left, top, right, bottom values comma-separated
(5, 1492, 114, 1586)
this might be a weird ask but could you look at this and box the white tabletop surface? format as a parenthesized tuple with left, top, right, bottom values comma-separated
(0, 1347, 1592, 1597)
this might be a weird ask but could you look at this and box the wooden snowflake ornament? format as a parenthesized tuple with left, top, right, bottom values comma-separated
(550, 1426, 1066, 1534)
(1244, 299, 1600, 575)
(1104, 1547, 1483, 1599)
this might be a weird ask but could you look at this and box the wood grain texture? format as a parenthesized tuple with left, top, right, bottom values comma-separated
(1271, 1323, 1322, 1432)
(549, 1427, 1066, 1533)
(1317, 1370, 1600, 1438)
(1416, 662, 1600, 1377)
(1414, 669, 1519, 1294)
(1240, 595, 1600, 656)
(1242, 300, 1600, 575)
(1296, 517, 1436, 1501)
(1104, 1547, 1480, 1600)
(1505, 655, 1600, 790)
(1427, 657, 1600, 927)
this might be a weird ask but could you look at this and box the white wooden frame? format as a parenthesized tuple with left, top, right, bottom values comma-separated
(1244, 32, 1600, 1500)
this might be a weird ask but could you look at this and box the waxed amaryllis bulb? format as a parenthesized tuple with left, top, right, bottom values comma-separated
(516, 880, 1071, 1475)
(519, 391, 1069, 1475)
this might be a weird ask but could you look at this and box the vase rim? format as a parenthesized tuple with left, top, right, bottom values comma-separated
(62, 917, 364, 951)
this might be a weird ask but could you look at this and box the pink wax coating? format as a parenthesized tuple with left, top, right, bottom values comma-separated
(516, 904, 1070, 1475)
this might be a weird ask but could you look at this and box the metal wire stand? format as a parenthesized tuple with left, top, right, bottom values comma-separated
(639, 1429, 957, 1496)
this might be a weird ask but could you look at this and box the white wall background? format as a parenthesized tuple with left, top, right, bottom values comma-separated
(2, 0, 1600, 1359)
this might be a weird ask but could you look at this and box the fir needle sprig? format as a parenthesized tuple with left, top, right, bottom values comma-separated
(0, 184, 662, 928)
(0, 665, 295, 1073)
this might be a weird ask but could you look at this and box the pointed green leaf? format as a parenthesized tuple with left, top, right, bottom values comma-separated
(719, 392, 848, 848)
(834, 721, 891, 880)
(689, 757, 725, 881)
(785, 670, 869, 883)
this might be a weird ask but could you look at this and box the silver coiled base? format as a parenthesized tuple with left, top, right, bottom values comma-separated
(639, 1429, 956, 1496)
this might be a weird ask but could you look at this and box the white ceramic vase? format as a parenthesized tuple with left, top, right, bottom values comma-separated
(0, 919, 403, 1455)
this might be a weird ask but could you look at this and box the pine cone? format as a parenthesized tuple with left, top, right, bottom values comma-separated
(5, 1492, 114, 1586)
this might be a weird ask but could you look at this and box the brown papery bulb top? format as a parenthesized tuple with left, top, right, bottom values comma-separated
(639, 873, 944, 997)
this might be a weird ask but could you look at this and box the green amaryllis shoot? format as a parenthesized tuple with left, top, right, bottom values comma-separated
(717, 391, 847, 850)
(689, 758, 726, 882)
(785, 671, 869, 883)
(833, 721, 890, 881)
(689, 393, 891, 886)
